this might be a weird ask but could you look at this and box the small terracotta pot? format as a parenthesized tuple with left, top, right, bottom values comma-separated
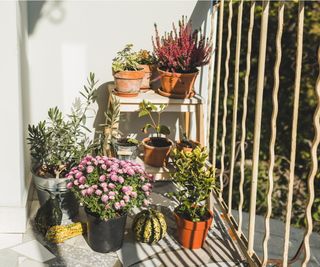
(139, 64, 156, 90)
(142, 137, 173, 167)
(158, 68, 199, 98)
(113, 70, 144, 96)
(176, 140, 201, 153)
(174, 210, 213, 249)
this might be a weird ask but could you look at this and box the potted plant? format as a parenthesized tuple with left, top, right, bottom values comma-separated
(112, 44, 145, 97)
(101, 94, 140, 160)
(153, 16, 212, 98)
(66, 156, 153, 253)
(176, 126, 201, 153)
(136, 49, 156, 91)
(138, 100, 173, 167)
(27, 73, 99, 213)
(169, 146, 215, 249)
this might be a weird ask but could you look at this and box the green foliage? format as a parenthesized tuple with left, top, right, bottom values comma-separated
(27, 73, 99, 177)
(112, 44, 142, 73)
(169, 147, 215, 222)
(138, 100, 170, 137)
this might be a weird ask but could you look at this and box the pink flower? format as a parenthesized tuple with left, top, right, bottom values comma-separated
(120, 200, 125, 207)
(101, 195, 109, 203)
(143, 199, 150, 206)
(108, 183, 116, 189)
(140, 176, 145, 181)
(99, 175, 106, 182)
(67, 175, 73, 180)
(75, 172, 82, 179)
(81, 189, 87, 196)
(108, 191, 115, 196)
(101, 164, 107, 170)
(130, 191, 137, 198)
(142, 185, 149, 192)
(109, 195, 115, 200)
(87, 187, 94, 195)
(73, 180, 79, 186)
(118, 176, 124, 184)
(145, 191, 150, 196)
(114, 202, 121, 210)
(87, 165, 94, 173)
(79, 185, 85, 189)
(100, 182, 107, 188)
(103, 187, 109, 192)
(110, 174, 118, 182)
(123, 195, 130, 202)
(105, 204, 110, 209)
(79, 176, 86, 184)
(67, 182, 73, 189)
(95, 189, 102, 196)
(92, 185, 98, 189)
(127, 168, 135, 176)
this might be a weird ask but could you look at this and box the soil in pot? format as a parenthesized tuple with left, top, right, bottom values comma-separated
(174, 209, 213, 249)
(86, 209, 127, 253)
(142, 137, 172, 167)
(176, 140, 201, 153)
(157, 68, 199, 98)
(113, 70, 144, 97)
(113, 138, 139, 160)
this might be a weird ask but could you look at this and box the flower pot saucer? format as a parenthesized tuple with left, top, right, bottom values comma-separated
(113, 89, 139, 97)
(157, 88, 195, 99)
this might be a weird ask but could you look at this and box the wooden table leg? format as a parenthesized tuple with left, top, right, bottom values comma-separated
(196, 103, 205, 146)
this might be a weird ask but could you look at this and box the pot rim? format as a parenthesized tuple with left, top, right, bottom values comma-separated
(174, 209, 214, 223)
(113, 70, 145, 78)
(142, 137, 173, 150)
(32, 170, 69, 181)
(157, 67, 199, 77)
(85, 207, 127, 221)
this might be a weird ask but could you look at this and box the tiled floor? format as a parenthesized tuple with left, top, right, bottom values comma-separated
(0, 181, 319, 267)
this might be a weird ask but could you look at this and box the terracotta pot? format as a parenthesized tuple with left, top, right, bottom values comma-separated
(174, 210, 213, 249)
(142, 137, 173, 167)
(176, 140, 201, 153)
(157, 68, 199, 98)
(113, 70, 144, 96)
(139, 64, 156, 90)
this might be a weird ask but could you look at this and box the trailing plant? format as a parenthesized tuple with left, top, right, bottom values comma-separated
(138, 100, 170, 138)
(67, 155, 154, 220)
(136, 49, 156, 65)
(169, 146, 215, 222)
(27, 73, 98, 178)
(112, 44, 142, 73)
(152, 16, 212, 73)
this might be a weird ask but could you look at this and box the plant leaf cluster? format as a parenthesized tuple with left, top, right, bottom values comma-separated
(169, 146, 215, 222)
(112, 44, 142, 73)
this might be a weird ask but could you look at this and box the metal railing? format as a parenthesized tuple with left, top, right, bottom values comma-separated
(208, 1, 320, 266)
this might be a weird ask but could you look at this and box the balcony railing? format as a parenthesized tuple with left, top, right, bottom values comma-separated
(207, 1, 320, 266)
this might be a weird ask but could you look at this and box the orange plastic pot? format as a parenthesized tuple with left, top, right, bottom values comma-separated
(158, 68, 199, 98)
(174, 210, 213, 249)
(142, 137, 173, 167)
(113, 70, 144, 96)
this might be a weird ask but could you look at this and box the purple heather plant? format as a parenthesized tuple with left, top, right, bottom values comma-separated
(66, 155, 154, 220)
(152, 16, 212, 73)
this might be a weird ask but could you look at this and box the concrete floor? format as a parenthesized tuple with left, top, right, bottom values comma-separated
(0, 181, 319, 266)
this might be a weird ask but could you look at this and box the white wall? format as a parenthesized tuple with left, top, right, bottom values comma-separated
(27, 0, 212, 141)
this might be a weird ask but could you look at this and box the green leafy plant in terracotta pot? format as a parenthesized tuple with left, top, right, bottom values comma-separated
(168, 146, 215, 249)
(27, 73, 99, 215)
(136, 49, 156, 90)
(139, 100, 173, 167)
(66, 155, 153, 252)
(153, 16, 212, 98)
(112, 44, 144, 97)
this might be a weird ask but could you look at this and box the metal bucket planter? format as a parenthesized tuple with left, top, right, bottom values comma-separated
(32, 172, 79, 218)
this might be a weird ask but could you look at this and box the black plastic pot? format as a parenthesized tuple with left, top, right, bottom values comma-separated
(86, 209, 127, 253)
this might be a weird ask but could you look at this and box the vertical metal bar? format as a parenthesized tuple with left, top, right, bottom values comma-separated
(282, 2, 304, 266)
(219, 0, 232, 200)
(238, 0, 255, 235)
(206, 1, 218, 148)
(228, 0, 243, 215)
(262, 2, 284, 266)
(212, 0, 224, 171)
(301, 47, 320, 267)
(248, 0, 270, 256)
